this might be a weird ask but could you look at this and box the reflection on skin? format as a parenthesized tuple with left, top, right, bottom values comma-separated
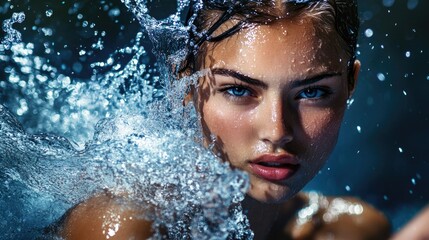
(55, 193, 152, 239)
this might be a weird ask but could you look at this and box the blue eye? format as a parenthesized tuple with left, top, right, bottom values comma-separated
(298, 88, 328, 99)
(225, 87, 251, 97)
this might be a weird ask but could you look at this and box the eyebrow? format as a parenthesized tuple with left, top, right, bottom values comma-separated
(211, 68, 342, 89)
(211, 68, 268, 89)
(290, 72, 343, 88)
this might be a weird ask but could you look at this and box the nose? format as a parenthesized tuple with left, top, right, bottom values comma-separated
(257, 96, 293, 146)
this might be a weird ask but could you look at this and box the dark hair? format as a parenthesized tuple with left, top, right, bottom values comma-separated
(180, 0, 359, 77)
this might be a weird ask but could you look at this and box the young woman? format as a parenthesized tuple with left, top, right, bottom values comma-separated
(56, 0, 392, 239)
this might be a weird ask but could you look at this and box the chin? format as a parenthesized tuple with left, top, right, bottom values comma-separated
(247, 179, 300, 204)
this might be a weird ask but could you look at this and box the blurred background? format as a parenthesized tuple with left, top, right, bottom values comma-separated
(1, 0, 428, 231)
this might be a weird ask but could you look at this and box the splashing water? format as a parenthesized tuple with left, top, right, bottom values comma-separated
(0, 0, 253, 239)
(1, 11, 25, 50)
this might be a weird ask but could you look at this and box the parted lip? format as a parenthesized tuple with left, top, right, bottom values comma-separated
(249, 153, 299, 165)
(248, 153, 300, 181)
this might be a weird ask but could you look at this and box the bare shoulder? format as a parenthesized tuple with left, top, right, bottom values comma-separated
(391, 205, 429, 240)
(268, 192, 391, 240)
(53, 193, 153, 240)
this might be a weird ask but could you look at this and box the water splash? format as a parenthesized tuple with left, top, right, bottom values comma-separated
(0, 106, 251, 239)
(0, 0, 253, 239)
(1, 12, 25, 50)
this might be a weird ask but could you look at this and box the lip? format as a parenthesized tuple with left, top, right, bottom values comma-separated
(248, 154, 300, 181)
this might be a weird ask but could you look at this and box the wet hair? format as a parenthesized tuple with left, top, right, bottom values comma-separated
(181, 0, 359, 79)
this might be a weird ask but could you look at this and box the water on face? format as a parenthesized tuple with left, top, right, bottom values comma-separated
(0, 0, 252, 239)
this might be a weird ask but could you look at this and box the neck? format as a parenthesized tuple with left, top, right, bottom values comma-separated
(242, 195, 282, 240)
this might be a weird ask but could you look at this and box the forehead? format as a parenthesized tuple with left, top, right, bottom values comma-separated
(204, 19, 346, 80)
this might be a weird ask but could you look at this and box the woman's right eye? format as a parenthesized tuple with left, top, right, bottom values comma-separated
(224, 86, 252, 97)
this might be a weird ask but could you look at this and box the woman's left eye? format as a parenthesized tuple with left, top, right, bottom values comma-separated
(297, 87, 330, 99)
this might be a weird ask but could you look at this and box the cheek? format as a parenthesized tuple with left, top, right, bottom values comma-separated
(203, 103, 247, 139)
(201, 102, 254, 160)
(300, 107, 345, 152)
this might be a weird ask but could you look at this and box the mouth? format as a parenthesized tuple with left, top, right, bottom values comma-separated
(248, 154, 300, 181)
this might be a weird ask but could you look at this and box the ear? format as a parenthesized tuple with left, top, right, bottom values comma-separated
(348, 60, 361, 98)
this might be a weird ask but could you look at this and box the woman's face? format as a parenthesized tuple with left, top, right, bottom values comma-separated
(194, 18, 359, 203)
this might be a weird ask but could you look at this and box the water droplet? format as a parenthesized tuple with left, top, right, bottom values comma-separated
(45, 9, 53, 17)
(407, 0, 419, 10)
(356, 126, 361, 133)
(108, 8, 121, 17)
(403, 90, 407, 96)
(377, 73, 386, 81)
(426, 75, 429, 80)
(411, 178, 416, 185)
(383, 195, 389, 200)
(41, 28, 53, 36)
(345, 185, 351, 191)
(364, 28, 373, 38)
(399, 147, 403, 153)
(347, 98, 354, 108)
(383, 0, 395, 7)
(405, 51, 411, 57)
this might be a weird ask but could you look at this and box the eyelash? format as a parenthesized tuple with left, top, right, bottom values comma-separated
(296, 86, 332, 100)
(220, 85, 254, 100)
(219, 85, 332, 102)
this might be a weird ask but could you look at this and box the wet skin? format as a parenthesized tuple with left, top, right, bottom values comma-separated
(56, 17, 394, 240)
(194, 18, 359, 204)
